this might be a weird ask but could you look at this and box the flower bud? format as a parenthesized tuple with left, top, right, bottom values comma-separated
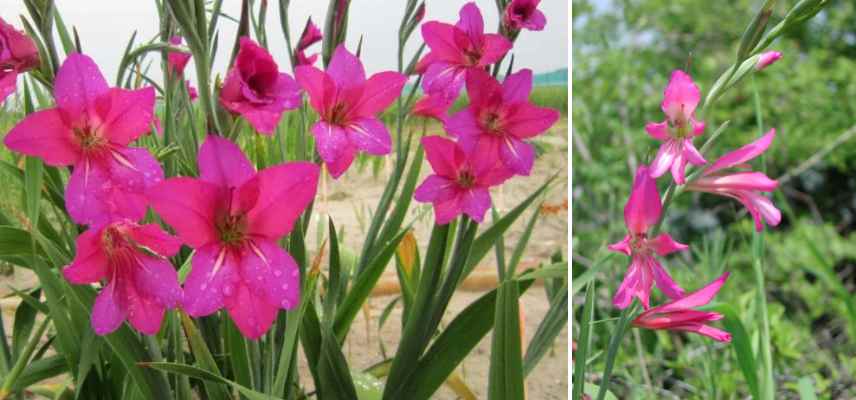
(755, 51, 782, 70)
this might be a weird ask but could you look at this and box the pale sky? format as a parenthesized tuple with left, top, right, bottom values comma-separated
(0, 1, 568, 86)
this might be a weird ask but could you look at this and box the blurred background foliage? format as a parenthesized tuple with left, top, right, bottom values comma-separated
(573, 0, 856, 398)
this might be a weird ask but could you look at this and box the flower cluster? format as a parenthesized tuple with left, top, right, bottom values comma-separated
(413, 2, 558, 224)
(610, 69, 783, 342)
(3, 35, 328, 338)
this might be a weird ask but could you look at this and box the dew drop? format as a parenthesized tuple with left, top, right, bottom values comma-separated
(281, 299, 291, 308)
(223, 284, 233, 296)
(281, 283, 289, 291)
(200, 283, 208, 290)
(273, 270, 282, 277)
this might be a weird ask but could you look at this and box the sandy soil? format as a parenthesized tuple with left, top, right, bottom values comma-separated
(0, 119, 569, 398)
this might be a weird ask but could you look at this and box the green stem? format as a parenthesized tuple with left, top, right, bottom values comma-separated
(0, 317, 50, 398)
(596, 302, 638, 400)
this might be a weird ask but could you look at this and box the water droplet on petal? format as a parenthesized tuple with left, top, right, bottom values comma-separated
(281, 283, 289, 291)
(223, 285, 233, 296)
(281, 299, 291, 308)
(273, 270, 282, 277)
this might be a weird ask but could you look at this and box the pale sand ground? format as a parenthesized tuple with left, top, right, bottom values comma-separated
(0, 119, 569, 398)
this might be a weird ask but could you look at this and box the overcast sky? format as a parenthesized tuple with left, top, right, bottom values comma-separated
(0, 1, 568, 86)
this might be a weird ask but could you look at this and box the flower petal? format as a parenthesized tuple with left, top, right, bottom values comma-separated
(326, 144, 357, 179)
(131, 254, 183, 309)
(498, 135, 535, 176)
(414, 175, 458, 203)
(3, 109, 80, 166)
(182, 245, 241, 316)
(65, 160, 112, 226)
(650, 233, 688, 256)
(613, 256, 652, 309)
(421, 135, 463, 178)
(91, 279, 125, 335)
(246, 161, 319, 239)
(644, 121, 669, 141)
(655, 272, 730, 314)
(122, 276, 167, 335)
(661, 70, 700, 121)
(240, 240, 300, 310)
(624, 167, 662, 235)
(127, 223, 182, 258)
(677, 324, 732, 342)
(311, 121, 349, 167)
(502, 69, 533, 104)
(706, 129, 776, 175)
(224, 281, 279, 339)
(434, 197, 462, 225)
(295, 65, 335, 113)
(349, 71, 407, 117)
(347, 118, 392, 155)
(480, 34, 513, 65)
(147, 178, 221, 248)
(63, 227, 108, 284)
(101, 87, 156, 146)
(0, 72, 17, 103)
(504, 103, 560, 139)
(649, 140, 678, 179)
(54, 53, 109, 120)
(457, 2, 485, 37)
(648, 257, 684, 300)
(421, 62, 465, 101)
(461, 187, 491, 222)
(198, 135, 255, 188)
(444, 107, 481, 143)
(607, 235, 632, 256)
(420, 22, 461, 62)
(327, 45, 365, 88)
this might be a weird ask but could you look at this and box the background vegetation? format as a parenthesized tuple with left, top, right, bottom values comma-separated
(573, 0, 856, 398)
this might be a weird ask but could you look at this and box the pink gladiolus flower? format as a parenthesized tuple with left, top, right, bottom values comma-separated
(418, 2, 512, 102)
(148, 136, 319, 339)
(446, 68, 559, 176)
(608, 165, 687, 309)
(0, 17, 40, 102)
(63, 220, 183, 335)
(186, 80, 198, 101)
(167, 36, 191, 75)
(414, 136, 510, 224)
(412, 94, 453, 123)
(295, 45, 407, 178)
(220, 37, 302, 134)
(294, 18, 322, 67)
(756, 51, 782, 70)
(297, 18, 322, 51)
(4, 54, 162, 227)
(503, 0, 547, 31)
(687, 129, 781, 231)
(632, 272, 732, 342)
(645, 70, 707, 184)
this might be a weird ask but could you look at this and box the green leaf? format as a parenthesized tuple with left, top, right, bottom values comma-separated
(464, 176, 554, 280)
(11, 355, 67, 391)
(488, 280, 524, 400)
(708, 303, 759, 399)
(140, 362, 277, 400)
(572, 253, 617, 295)
(12, 288, 42, 360)
(524, 283, 567, 377)
(797, 377, 818, 400)
(179, 312, 231, 400)
(317, 323, 358, 399)
(224, 318, 253, 389)
(391, 279, 535, 399)
(334, 229, 408, 342)
(571, 282, 594, 400)
(23, 158, 43, 230)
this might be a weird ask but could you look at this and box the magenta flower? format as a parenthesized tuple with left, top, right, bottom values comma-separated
(294, 18, 322, 67)
(186, 80, 198, 101)
(633, 272, 732, 342)
(608, 165, 687, 309)
(4, 54, 162, 226)
(220, 37, 302, 135)
(295, 45, 407, 178)
(418, 2, 512, 101)
(147, 136, 319, 339)
(687, 129, 781, 231)
(414, 136, 510, 224)
(412, 93, 453, 123)
(167, 36, 191, 75)
(63, 220, 183, 335)
(756, 51, 782, 70)
(645, 70, 707, 184)
(0, 17, 40, 102)
(503, 0, 547, 31)
(445, 68, 559, 176)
